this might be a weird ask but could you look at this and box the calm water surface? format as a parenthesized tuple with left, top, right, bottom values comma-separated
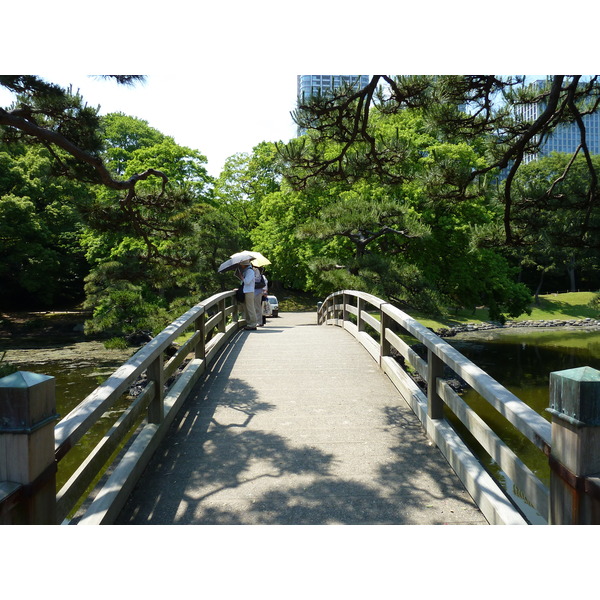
(2, 340, 135, 490)
(445, 327, 600, 523)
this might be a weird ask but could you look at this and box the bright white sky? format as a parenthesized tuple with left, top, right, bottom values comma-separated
(0, 73, 300, 177)
(3, 3, 593, 180)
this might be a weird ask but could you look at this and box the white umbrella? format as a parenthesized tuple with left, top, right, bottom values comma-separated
(217, 251, 259, 273)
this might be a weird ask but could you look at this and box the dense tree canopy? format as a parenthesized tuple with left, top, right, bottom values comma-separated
(0, 141, 93, 306)
(284, 75, 600, 245)
(0, 77, 241, 340)
(2, 74, 599, 338)
(509, 152, 600, 296)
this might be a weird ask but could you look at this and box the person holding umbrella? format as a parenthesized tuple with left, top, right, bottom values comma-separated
(218, 250, 271, 331)
(237, 259, 258, 330)
(254, 267, 268, 326)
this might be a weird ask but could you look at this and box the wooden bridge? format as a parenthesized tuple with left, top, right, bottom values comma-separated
(2, 290, 600, 525)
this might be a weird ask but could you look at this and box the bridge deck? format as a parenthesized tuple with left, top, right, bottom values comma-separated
(116, 311, 487, 525)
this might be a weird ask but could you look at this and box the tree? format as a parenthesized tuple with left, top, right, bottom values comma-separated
(214, 142, 282, 239)
(283, 75, 600, 245)
(0, 141, 93, 307)
(509, 152, 600, 296)
(277, 103, 532, 318)
(0, 76, 173, 260)
(80, 114, 239, 339)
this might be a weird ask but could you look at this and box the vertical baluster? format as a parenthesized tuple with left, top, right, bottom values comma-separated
(357, 297, 365, 333)
(427, 349, 445, 420)
(194, 309, 206, 360)
(147, 353, 164, 424)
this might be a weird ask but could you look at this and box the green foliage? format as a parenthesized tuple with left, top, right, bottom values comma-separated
(508, 153, 600, 294)
(4, 75, 597, 333)
(213, 142, 282, 250)
(100, 112, 166, 176)
(0, 143, 91, 307)
(266, 96, 537, 320)
(84, 279, 168, 338)
(251, 186, 328, 291)
(1, 76, 105, 183)
(103, 337, 130, 350)
(77, 114, 243, 339)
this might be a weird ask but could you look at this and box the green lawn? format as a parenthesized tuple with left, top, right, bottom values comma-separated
(279, 289, 599, 331)
(411, 291, 599, 330)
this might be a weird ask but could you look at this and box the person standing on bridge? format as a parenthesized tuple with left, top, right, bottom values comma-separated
(238, 260, 258, 330)
(254, 266, 268, 327)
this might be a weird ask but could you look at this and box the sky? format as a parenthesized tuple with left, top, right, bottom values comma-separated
(4, 3, 596, 180)
(0, 73, 300, 177)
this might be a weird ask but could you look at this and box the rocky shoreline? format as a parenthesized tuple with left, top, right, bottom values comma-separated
(436, 317, 600, 337)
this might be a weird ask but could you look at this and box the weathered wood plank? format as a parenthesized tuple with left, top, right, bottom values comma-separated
(55, 381, 155, 522)
(53, 295, 239, 460)
(380, 302, 552, 452)
(77, 357, 206, 524)
(381, 355, 527, 525)
(438, 379, 549, 519)
(164, 330, 201, 380)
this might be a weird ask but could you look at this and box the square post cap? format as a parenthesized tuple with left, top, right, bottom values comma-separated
(548, 366, 600, 427)
(0, 371, 57, 432)
(0, 371, 54, 389)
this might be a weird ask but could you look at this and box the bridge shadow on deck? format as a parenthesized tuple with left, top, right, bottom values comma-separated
(117, 315, 486, 525)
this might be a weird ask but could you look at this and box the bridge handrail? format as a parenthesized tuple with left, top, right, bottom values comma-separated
(318, 290, 552, 448)
(317, 289, 553, 522)
(55, 291, 232, 459)
(50, 289, 241, 522)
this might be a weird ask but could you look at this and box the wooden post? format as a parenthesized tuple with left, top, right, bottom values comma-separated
(357, 298, 365, 333)
(380, 304, 392, 367)
(147, 354, 164, 424)
(427, 349, 445, 420)
(0, 371, 57, 524)
(548, 366, 600, 524)
(218, 299, 226, 333)
(195, 312, 206, 359)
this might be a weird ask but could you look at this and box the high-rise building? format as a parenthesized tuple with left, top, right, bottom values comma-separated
(297, 75, 370, 102)
(295, 75, 370, 135)
(517, 79, 600, 163)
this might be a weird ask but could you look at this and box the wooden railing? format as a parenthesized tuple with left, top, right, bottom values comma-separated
(317, 290, 600, 525)
(1, 290, 242, 525)
(3, 289, 600, 525)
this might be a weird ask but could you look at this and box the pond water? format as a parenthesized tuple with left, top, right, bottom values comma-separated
(444, 327, 600, 523)
(1, 340, 136, 490)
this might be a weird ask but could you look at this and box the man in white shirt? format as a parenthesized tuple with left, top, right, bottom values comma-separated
(240, 261, 258, 330)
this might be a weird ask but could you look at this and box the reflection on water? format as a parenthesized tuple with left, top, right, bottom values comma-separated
(445, 327, 600, 524)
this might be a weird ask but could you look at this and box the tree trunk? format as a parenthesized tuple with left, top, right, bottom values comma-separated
(534, 270, 545, 305)
(567, 259, 577, 292)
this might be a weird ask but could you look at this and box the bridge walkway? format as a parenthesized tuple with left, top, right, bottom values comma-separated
(116, 311, 487, 525)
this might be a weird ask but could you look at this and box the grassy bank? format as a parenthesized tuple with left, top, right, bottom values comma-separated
(281, 290, 599, 330)
(411, 291, 599, 331)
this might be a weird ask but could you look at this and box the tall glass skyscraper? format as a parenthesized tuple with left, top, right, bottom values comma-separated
(297, 75, 370, 102)
(517, 79, 600, 163)
(295, 75, 370, 135)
